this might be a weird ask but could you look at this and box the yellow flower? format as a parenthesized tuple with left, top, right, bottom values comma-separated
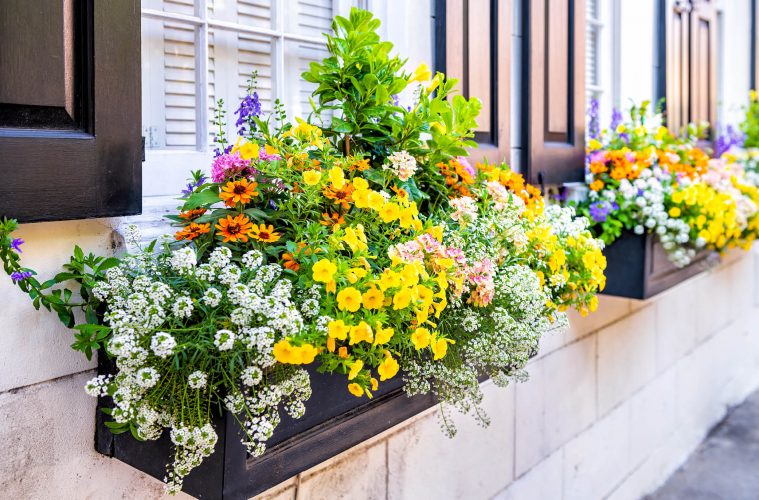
(349, 321, 373, 345)
(352, 177, 369, 190)
(348, 359, 364, 380)
(328, 319, 350, 340)
(379, 202, 401, 222)
(374, 323, 394, 345)
(348, 383, 364, 397)
(367, 191, 386, 210)
(409, 63, 432, 83)
(410, 327, 431, 350)
(379, 269, 402, 291)
(303, 169, 322, 186)
(272, 339, 296, 364)
(326, 336, 336, 352)
(312, 259, 337, 283)
(668, 207, 681, 218)
(370, 377, 379, 391)
(400, 264, 420, 286)
(362, 287, 385, 310)
(426, 225, 444, 241)
(353, 188, 371, 208)
(338, 346, 349, 358)
(346, 267, 368, 284)
(393, 287, 413, 310)
(328, 167, 345, 188)
(431, 336, 453, 360)
(273, 339, 318, 364)
(377, 354, 400, 381)
(233, 139, 260, 160)
(337, 287, 362, 312)
(298, 344, 318, 364)
(343, 226, 368, 252)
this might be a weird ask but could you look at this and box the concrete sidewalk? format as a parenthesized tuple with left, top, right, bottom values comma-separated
(647, 387, 759, 499)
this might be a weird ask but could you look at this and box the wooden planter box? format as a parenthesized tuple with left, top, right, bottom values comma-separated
(602, 231, 721, 299)
(95, 356, 436, 499)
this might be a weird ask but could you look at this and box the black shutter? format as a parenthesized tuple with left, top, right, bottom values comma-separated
(0, 0, 141, 223)
(523, 0, 586, 185)
(434, 0, 511, 164)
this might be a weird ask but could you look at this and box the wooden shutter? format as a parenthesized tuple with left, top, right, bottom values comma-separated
(524, 0, 586, 185)
(435, 0, 511, 164)
(665, 0, 716, 135)
(0, 0, 141, 222)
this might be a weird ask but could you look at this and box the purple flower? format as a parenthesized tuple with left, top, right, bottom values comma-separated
(213, 144, 233, 158)
(587, 98, 600, 140)
(10, 238, 23, 253)
(11, 271, 32, 282)
(391, 94, 401, 107)
(181, 175, 208, 197)
(589, 200, 618, 223)
(234, 92, 262, 133)
(714, 124, 745, 157)
(610, 108, 623, 130)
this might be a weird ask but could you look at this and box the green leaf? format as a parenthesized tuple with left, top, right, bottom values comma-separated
(183, 187, 221, 210)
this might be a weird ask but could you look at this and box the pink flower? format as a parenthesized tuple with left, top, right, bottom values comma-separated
(211, 152, 252, 183)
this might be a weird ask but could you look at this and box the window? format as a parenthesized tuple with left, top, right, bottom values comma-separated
(434, 0, 511, 164)
(0, 0, 141, 222)
(138, 0, 356, 216)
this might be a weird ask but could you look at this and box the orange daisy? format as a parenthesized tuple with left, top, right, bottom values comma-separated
(215, 214, 254, 243)
(179, 208, 207, 220)
(320, 211, 345, 227)
(250, 224, 281, 243)
(219, 179, 259, 207)
(323, 183, 355, 210)
(175, 222, 211, 241)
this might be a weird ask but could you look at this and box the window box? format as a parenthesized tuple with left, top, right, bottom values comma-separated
(94, 355, 436, 500)
(601, 230, 720, 299)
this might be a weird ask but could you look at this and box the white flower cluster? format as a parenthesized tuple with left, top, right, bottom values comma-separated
(85, 244, 313, 493)
(384, 150, 418, 181)
(589, 166, 695, 266)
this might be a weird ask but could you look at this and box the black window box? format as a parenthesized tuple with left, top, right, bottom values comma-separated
(94, 355, 436, 499)
(601, 230, 721, 300)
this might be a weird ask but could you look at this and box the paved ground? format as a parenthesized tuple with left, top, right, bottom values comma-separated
(647, 388, 759, 500)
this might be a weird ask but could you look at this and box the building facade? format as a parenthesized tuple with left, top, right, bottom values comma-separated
(1, 1, 759, 499)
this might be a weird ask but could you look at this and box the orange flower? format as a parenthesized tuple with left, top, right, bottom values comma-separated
(250, 224, 281, 243)
(323, 183, 355, 210)
(175, 222, 211, 241)
(589, 179, 605, 192)
(179, 208, 207, 220)
(320, 211, 345, 227)
(390, 185, 408, 199)
(215, 214, 254, 243)
(219, 179, 258, 207)
(349, 158, 370, 172)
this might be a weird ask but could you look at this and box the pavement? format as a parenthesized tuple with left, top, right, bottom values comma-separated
(647, 388, 759, 500)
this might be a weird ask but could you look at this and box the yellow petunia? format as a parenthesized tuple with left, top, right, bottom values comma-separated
(393, 287, 413, 310)
(362, 287, 385, 310)
(374, 324, 394, 345)
(348, 383, 364, 397)
(379, 269, 402, 291)
(353, 188, 371, 208)
(312, 259, 337, 283)
(430, 336, 454, 360)
(379, 202, 400, 222)
(348, 359, 364, 380)
(410, 327, 431, 350)
(349, 321, 373, 345)
(352, 177, 369, 190)
(328, 319, 350, 340)
(337, 287, 362, 312)
(328, 167, 345, 188)
(377, 353, 400, 381)
(668, 207, 681, 218)
(367, 191, 386, 211)
(409, 63, 432, 83)
(303, 169, 322, 186)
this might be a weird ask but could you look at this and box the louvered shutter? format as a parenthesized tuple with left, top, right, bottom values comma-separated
(665, 0, 716, 136)
(524, 0, 587, 185)
(435, 0, 511, 164)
